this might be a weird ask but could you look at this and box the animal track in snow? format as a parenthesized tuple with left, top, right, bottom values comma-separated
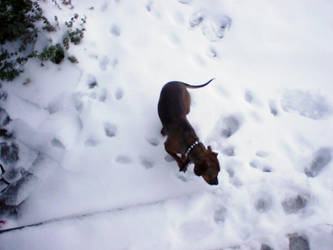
(164, 155, 174, 162)
(99, 56, 110, 71)
(256, 151, 269, 158)
(208, 47, 218, 58)
(115, 88, 124, 100)
(140, 156, 154, 169)
(188, 11, 231, 41)
(219, 115, 241, 139)
(51, 138, 65, 149)
(0, 108, 11, 127)
(178, 0, 192, 4)
(281, 195, 307, 214)
(110, 25, 121, 37)
(214, 206, 227, 224)
(269, 100, 279, 116)
(244, 90, 255, 104)
(255, 195, 272, 213)
(104, 122, 117, 138)
(87, 75, 98, 89)
(146, 137, 159, 146)
(145, 1, 153, 12)
(288, 234, 310, 250)
(261, 244, 274, 250)
(221, 146, 235, 156)
(305, 147, 331, 177)
(250, 159, 272, 173)
(0, 142, 19, 165)
(244, 90, 262, 106)
(189, 11, 204, 28)
(115, 155, 132, 164)
(281, 90, 331, 119)
(100, 2, 109, 12)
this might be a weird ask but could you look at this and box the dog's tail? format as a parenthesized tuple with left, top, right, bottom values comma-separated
(181, 78, 215, 89)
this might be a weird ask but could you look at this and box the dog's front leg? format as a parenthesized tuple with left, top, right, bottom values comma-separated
(165, 142, 189, 171)
(179, 154, 190, 172)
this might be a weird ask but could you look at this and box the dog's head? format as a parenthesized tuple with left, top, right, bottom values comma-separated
(194, 146, 220, 185)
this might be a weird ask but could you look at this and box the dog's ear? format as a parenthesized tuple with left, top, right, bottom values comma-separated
(194, 164, 204, 176)
(208, 146, 218, 157)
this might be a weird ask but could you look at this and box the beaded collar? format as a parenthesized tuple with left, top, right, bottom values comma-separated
(185, 140, 199, 158)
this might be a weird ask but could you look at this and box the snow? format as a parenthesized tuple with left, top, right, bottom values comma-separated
(1, 0, 333, 249)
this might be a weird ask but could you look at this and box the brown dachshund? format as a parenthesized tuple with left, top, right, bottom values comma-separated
(158, 79, 220, 185)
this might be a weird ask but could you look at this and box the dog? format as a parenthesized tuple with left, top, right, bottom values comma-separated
(158, 79, 220, 185)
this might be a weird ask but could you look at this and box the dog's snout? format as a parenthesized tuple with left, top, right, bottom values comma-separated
(209, 178, 218, 185)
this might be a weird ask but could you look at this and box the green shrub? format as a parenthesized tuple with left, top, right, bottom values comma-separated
(39, 44, 65, 64)
(0, 0, 86, 81)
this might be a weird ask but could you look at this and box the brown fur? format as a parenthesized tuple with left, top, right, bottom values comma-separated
(158, 79, 220, 185)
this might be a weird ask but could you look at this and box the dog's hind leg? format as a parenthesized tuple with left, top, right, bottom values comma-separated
(184, 89, 191, 114)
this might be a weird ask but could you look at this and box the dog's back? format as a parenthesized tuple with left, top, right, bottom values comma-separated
(158, 79, 214, 126)
(158, 82, 188, 126)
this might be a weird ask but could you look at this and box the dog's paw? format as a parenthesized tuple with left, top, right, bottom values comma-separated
(179, 165, 188, 173)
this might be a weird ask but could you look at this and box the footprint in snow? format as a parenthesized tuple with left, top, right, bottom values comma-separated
(164, 155, 174, 162)
(189, 11, 204, 28)
(281, 89, 332, 119)
(250, 159, 273, 173)
(140, 156, 154, 169)
(110, 25, 121, 37)
(115, 155, 132, 164)
(178, 0, 192, 4)
(145, 1, 153, 12)
(269, 100, 279, 116)
(87, 75, 98, 89)
(51, 138, 65, 149)
(115, 88, 124, 100)
(214, 206, 227, 224)
(221, 145, 235, 156)
(104, 122, 117, 137)
(98, 88, 108, 102)
(261, 244, 274, 250)
(282, 195, 307, 214)
(255, 195, 272, 213)
(256, 150, 269, 158)
(218, 115, 242, 139)
(146, 137, 160, 147)
(244, 90, 262, 106)
(0, 108, 11, 127)
(305, 147, 332, 177)
(208, 47, 218, 58)
(288, 234, 310, 250)
(99, 56, 110, 71)
(188, 10, 231, 41)
(201, 15, 231, 42)
(100, 2, 109, 11)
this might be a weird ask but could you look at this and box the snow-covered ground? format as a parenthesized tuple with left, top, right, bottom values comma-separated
(1, 0, 333, 249)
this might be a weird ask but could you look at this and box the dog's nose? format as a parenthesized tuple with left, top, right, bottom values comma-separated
(209, 178, 218, 185)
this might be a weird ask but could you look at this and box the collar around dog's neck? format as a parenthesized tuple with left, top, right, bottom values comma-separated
(185, 140, 200, 158)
